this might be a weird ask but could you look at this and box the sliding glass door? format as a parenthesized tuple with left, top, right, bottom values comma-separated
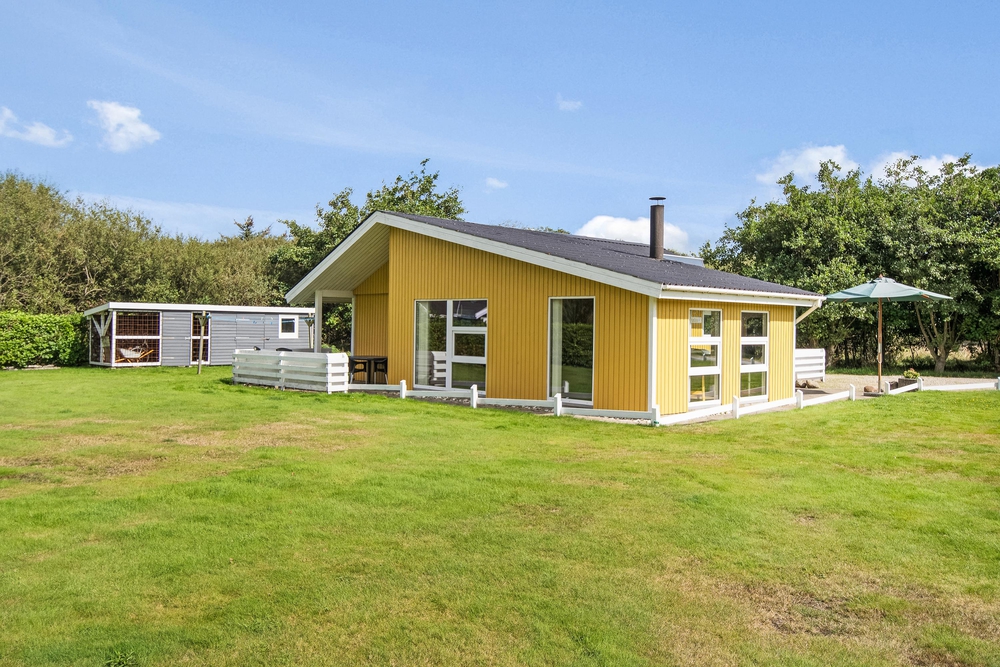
(415, 300, 487, 392)
(549, 297, 594, 403)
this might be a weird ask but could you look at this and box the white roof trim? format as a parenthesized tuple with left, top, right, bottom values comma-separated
(285, 211, 821, 305)
(659, 286, 824, 308)
(84, 302, 315, 317)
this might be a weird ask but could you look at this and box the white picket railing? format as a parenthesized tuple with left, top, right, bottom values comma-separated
(232, 349, 349, 394)
(233, 352, 1000, 426)
(794, 348, 826, 382)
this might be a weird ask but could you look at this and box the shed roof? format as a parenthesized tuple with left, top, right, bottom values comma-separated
(83, 302, 315, 317)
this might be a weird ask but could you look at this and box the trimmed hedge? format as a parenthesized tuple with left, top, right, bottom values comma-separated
(0, 311, 89, 368)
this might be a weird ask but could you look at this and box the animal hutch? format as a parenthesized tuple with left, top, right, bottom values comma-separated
(84, 302, 315, 367)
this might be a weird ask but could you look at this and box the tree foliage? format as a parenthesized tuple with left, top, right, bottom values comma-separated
(702, 156, 1000, 371)
(271, 159, 464, 349)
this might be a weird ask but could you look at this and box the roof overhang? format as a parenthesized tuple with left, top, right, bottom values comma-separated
(659, 285, 824, 308)
(83, 302, 315, 317)
(285, 211, 824, 307)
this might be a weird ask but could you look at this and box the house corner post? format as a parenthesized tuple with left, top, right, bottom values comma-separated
(313, 291, 323, 353)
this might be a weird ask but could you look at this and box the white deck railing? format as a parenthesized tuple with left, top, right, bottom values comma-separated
(794, 348, 826, 382)
(232, 349, 349, 394)
(233, 353, 999, 426)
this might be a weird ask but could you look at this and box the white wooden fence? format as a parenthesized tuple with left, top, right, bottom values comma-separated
(232, 350, 999, 426)
(794, 348, 826, 382)
(232, 349, 349, 394)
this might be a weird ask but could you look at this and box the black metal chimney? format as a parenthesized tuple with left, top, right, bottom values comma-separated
(649, 196, 665, 259)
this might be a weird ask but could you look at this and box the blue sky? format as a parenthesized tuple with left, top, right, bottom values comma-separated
(2, 1, 997, 252)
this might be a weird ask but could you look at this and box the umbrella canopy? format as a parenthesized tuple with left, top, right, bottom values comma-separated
(826, 276, 951, 304)
(825, 276, 952, 394)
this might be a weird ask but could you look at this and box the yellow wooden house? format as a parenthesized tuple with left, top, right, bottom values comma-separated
(285, 204, 822, 416)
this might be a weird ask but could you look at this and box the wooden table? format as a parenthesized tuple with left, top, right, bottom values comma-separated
(348, 356, 388, 384)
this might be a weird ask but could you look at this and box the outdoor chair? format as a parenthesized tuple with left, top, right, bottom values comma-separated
(349, 357, 369, 383)
(372, 357, 388, 384)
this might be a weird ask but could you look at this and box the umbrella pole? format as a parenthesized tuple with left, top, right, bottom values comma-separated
(877, 298, 883, 393)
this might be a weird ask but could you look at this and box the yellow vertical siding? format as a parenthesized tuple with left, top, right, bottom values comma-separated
(768, 305, 795, 401)
(656, 300, 795, 414)
(385, 228, 648, 411)
(353, 263, 388, 355)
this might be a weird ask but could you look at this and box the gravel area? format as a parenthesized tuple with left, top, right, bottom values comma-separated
(809, 373, 994, 396)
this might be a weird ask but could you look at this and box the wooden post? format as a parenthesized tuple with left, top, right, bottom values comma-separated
(399, 379, 407, 399)
(650, 404, 660, 427)
(470, 385, 478, 409)
(849, 384, 856, 401)
(554, 393, 563, 417)
(732, 396, 740, 419)
(796, 389, 804, 409)
(917, 376, 924, 391)
(197, 310, 206, 375)
(314, 291, 323, 353)
(877, 297, 883, 393)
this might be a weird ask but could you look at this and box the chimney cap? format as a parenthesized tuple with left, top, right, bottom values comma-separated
(649, 196, 666, 202)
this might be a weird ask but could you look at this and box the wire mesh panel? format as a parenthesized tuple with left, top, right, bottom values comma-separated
(113, 311, 161, 365)
(190, 314, 210, 363)
(90, 319, 102, 363)
(114, 338, 160, 364)
(116, 312, 160, 337)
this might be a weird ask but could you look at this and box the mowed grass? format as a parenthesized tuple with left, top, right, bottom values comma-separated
(1, 368, 999, 667)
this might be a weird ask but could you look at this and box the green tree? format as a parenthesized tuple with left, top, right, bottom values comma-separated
(272, 160, 464, 349)
(702, 156, 1000, 371)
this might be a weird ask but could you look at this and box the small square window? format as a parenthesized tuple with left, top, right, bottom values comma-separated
(690, 310, 721, 338)
(740, 371, 767, 398)
(278, 317, 298, 338)
(690, 344, 719, 368)
(741, 344, 765, 366)
(690, 374, 720, 403)
(741, 312, 768, 338)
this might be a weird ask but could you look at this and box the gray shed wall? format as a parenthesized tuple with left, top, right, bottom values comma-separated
(102, 309, 311, 367)
(161, 311, 194, 366)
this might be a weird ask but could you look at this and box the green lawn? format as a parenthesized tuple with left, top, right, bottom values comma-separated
(1, 367, 999, 666)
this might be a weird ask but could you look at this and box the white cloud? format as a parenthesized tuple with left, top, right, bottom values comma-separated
(576, 215, 689, 252)
(0, 106, 73, 147)
(87, 101, 161, 152)
(756, 144, 859, 186)
(556, 94, 583, 112)
(869, 152, 977, 180)
(485, 177, 508, 191)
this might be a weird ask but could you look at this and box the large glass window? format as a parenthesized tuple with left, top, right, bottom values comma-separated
(415, 300, 487, 391)
(549, 298, 594, 402)
(689, 309, 721, 405)
(740, 311, 768, 400)
(415, 301, 448, 387)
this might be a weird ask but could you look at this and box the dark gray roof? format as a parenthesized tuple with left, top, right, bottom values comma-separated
(388, 212, 819, 297)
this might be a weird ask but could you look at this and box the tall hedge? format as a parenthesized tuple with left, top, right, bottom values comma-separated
(0, 311, 88, 368)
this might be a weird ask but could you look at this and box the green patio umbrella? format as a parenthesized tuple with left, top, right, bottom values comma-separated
(826, 276, 952, 393)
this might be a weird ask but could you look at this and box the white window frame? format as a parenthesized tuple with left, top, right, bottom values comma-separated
(191, 313, 211, 365)
(688, 308, 722, 409)
(739, 311, 769, 403)
(278, 315, 299, 339)
(109, 310, 162, 367)
(546, 296, 596, 407)
(413, 299, 487, 394)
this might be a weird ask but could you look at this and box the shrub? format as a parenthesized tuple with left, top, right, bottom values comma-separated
(0, 311, 88, 368)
